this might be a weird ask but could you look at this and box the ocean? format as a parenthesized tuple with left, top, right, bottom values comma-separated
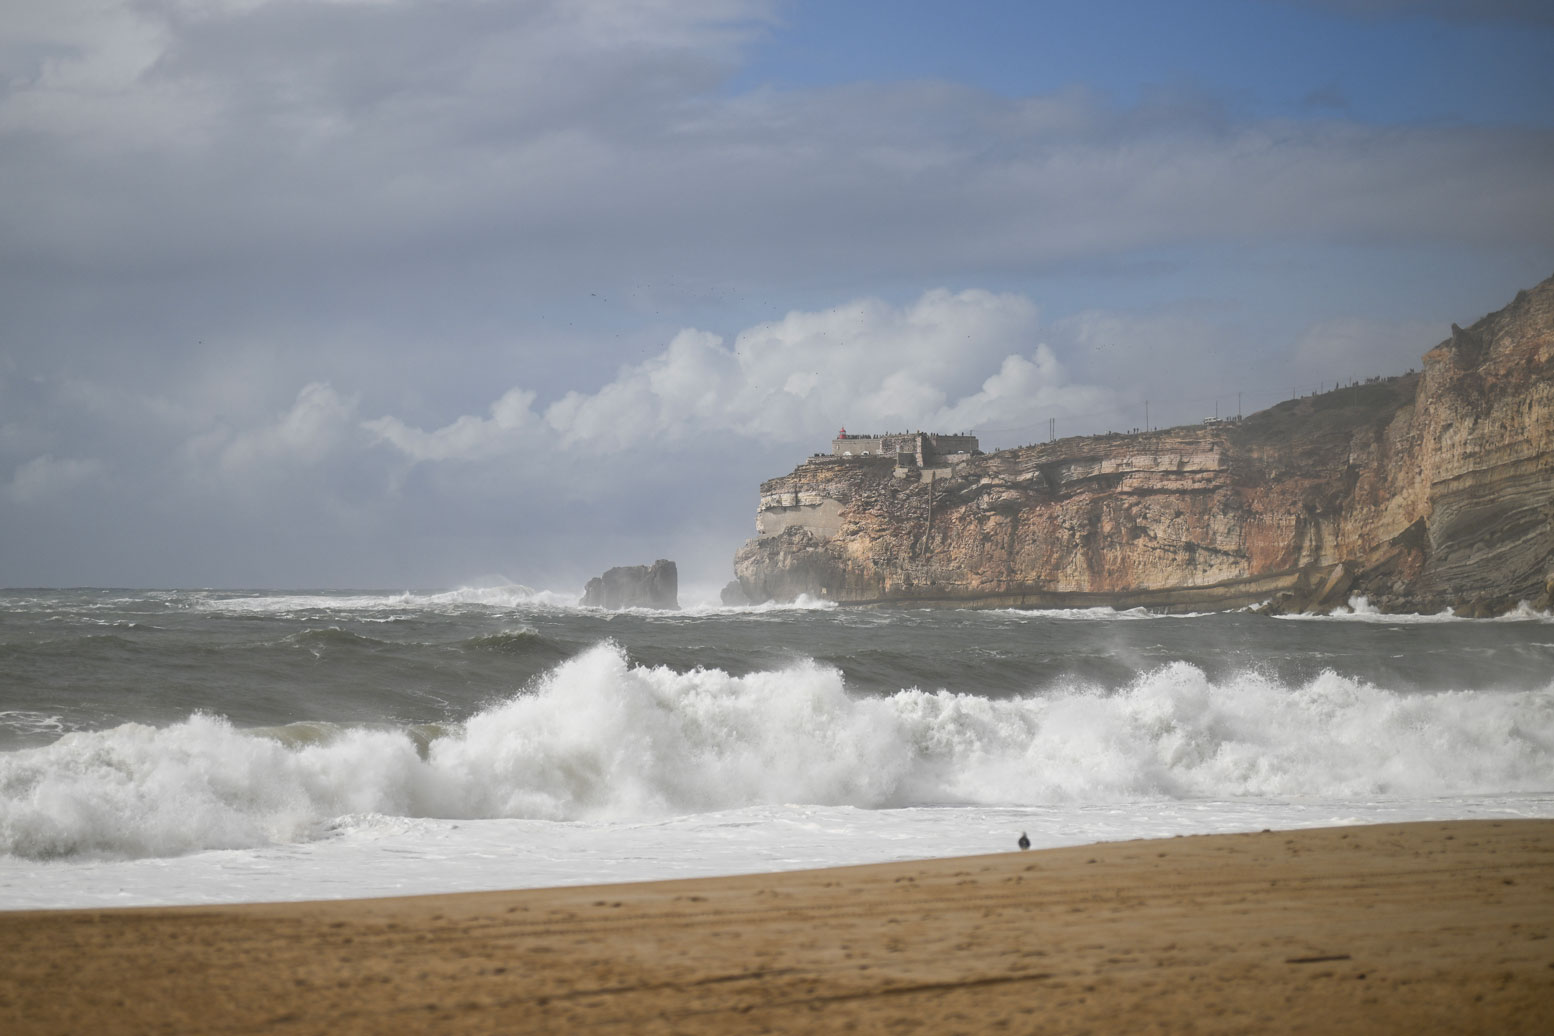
(2, 587, 1552, 910)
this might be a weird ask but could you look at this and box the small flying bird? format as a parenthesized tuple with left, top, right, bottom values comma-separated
(1017, 832, 1030, 850)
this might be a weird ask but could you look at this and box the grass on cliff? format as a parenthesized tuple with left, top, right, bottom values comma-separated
(1233, 374, 1419, 446)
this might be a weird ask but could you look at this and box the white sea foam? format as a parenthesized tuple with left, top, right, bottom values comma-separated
(985, 606, 1194, 620)
(12, 797, 1554, 911)
(676, 594, 839, 616)
(1274, 595, 1554, 624)
(2, 643, 1551, 861)
(192, 584, 576, 615)
(0, 711, 67, 741)
(192, 586, 840, 618)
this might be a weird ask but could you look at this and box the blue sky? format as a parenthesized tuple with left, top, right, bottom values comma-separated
(736, 1, 1554, 125)
(1, 0, 1551, 592)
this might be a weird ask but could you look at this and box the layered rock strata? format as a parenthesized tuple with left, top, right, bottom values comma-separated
(732, 276, 1554, 614)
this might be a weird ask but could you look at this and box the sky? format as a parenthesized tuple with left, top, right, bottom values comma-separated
(2, 0, 1552, 595)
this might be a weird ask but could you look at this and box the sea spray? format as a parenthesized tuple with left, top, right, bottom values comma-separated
(1277, 595, 1554, 624)
(0, 715, 433, 859)
(3, 642, 1551, 861)
(432, 643, 906, 818)
(189, 585, 576, 616)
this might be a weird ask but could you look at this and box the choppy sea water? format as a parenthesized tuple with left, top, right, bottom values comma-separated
(2, 587, 1551, 910)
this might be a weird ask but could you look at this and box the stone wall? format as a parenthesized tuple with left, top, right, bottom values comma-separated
(831, 432, 980, 465)
(831, 433, 915, 458)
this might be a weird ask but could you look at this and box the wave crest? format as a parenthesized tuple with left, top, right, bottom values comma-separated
(2, 644, 1550, 859)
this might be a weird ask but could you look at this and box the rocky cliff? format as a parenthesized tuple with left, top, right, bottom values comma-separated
(732, 276, 1554, 614)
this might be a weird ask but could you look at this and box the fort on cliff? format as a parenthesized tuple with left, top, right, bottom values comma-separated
(731, 275, 1554, 615)
(829, 430, 980, 474)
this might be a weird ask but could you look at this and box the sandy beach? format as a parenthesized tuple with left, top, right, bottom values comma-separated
(2, 819, 1550, 1033)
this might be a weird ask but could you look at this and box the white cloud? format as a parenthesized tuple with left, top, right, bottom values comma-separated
(6, 454, 104, 503)
(929, 347, 1115, 436)
(368, 288, 1113, 459)
(365, 387, 537, 462)
(0, 0, 206, 147)
(219, 381, 359, 475)
(542, 329, 731, 451)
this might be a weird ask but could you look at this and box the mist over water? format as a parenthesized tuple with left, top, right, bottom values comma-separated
(2, 588, 1552, 905)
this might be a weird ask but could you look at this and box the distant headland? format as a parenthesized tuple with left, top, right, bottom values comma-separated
(730, 275, 1554, 615)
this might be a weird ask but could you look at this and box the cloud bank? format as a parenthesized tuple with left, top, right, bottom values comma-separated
(2, 0, 1550, 588)
(3, 0, 1551, 298)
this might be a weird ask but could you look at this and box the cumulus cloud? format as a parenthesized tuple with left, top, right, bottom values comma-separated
(928, 347, 1114, 439)
(366, 289, 1112, 460)
(218, 381, 360, 476)
(365, 388, 537, 462)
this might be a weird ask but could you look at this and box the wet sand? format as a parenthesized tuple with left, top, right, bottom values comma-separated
(2, 819, 1551, 1034)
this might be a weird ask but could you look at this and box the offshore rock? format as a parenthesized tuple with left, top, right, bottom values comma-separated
(733, 275, 1554, 615)
(581, 560, 679, 610)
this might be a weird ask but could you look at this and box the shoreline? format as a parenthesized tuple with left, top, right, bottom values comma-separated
(3, 819, 1551, 1033)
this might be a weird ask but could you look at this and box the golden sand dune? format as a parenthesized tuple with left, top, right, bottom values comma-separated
(3, 820, 1551, 1033)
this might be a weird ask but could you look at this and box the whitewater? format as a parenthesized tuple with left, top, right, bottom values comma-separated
(2, 587, 1551, 910)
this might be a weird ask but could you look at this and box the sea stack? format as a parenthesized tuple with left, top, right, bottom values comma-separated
(581, 559, 679, 610)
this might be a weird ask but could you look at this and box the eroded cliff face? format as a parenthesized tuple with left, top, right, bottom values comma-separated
(732, 276, 1554, 614)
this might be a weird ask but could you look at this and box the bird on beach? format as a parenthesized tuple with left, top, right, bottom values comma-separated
(1018, 832, 1030, 850)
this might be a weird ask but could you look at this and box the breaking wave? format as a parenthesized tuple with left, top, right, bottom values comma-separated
(2, 643, 1550, 860)
(1275, 596, 1554, 624)
(191, 585, 577, 616)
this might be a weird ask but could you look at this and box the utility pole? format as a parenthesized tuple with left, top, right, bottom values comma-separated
(1145, 399, 1149, 432)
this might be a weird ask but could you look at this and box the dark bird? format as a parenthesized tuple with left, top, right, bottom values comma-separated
(1017, 832, 1030, 850)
